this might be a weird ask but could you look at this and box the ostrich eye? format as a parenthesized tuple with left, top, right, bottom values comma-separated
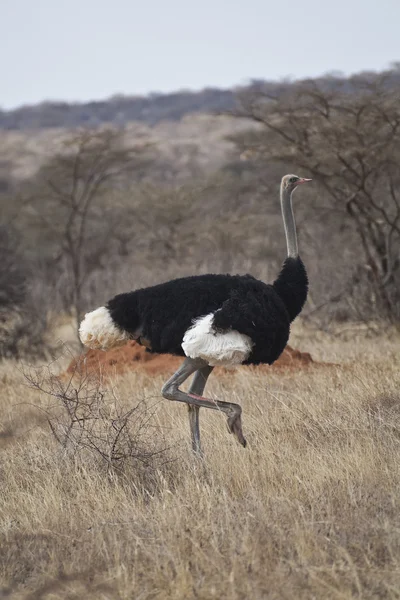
(289, 177, 298, 183)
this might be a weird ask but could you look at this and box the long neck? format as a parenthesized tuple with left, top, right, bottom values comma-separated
(280, 184, 298, 258)
(273, 183, 308, 322)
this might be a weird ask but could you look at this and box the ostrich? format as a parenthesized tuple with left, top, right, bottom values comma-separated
(79, 174, 311, 454)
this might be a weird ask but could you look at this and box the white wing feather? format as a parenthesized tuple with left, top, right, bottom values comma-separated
(182, 313, 253, 366)
(79, 306, 129, 350)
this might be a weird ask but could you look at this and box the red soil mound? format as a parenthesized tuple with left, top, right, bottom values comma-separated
(67, 341, 314, 379)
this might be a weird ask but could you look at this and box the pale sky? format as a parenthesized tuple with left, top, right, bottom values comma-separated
(1, 0, 399, 109)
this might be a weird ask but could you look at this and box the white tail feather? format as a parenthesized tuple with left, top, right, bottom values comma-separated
(182, 313, 253, 366)
(79, 306, 129, 350)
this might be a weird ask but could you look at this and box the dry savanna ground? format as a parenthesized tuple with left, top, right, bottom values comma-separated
(1, 324, 400, 599)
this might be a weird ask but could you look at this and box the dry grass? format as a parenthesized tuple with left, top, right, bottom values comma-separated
(1, 330, 400, 599)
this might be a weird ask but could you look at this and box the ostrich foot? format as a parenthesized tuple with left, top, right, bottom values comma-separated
(227, 413, 247, 448)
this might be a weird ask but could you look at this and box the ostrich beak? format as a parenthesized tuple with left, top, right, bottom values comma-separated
(298, 178, 312, 184)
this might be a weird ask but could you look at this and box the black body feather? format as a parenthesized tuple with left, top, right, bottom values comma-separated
(272, 256, 308, 322)
(107, 259, 307, 366)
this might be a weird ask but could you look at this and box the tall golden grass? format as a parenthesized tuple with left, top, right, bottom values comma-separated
(1, 328, 400, 599)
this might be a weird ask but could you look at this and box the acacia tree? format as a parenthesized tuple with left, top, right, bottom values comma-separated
(233, 72, 400, 321)
(31, 128, 150, 331)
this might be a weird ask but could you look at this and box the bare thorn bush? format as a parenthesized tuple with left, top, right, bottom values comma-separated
(23, 352, 172, 484)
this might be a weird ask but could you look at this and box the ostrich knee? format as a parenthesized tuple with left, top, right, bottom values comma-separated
(161, 381, 177, 401)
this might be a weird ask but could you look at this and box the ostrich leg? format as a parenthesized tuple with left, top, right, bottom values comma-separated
(188, 365, 213, 454)
(162, 358, 246, 450)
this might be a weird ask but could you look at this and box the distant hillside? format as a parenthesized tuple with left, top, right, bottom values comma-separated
(2, 68, 400, 131)
(0, 114, 260, 182)
(0, 88, 236, 130)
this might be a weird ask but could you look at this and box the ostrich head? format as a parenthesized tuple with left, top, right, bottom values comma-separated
(282, 174, 312, 192)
